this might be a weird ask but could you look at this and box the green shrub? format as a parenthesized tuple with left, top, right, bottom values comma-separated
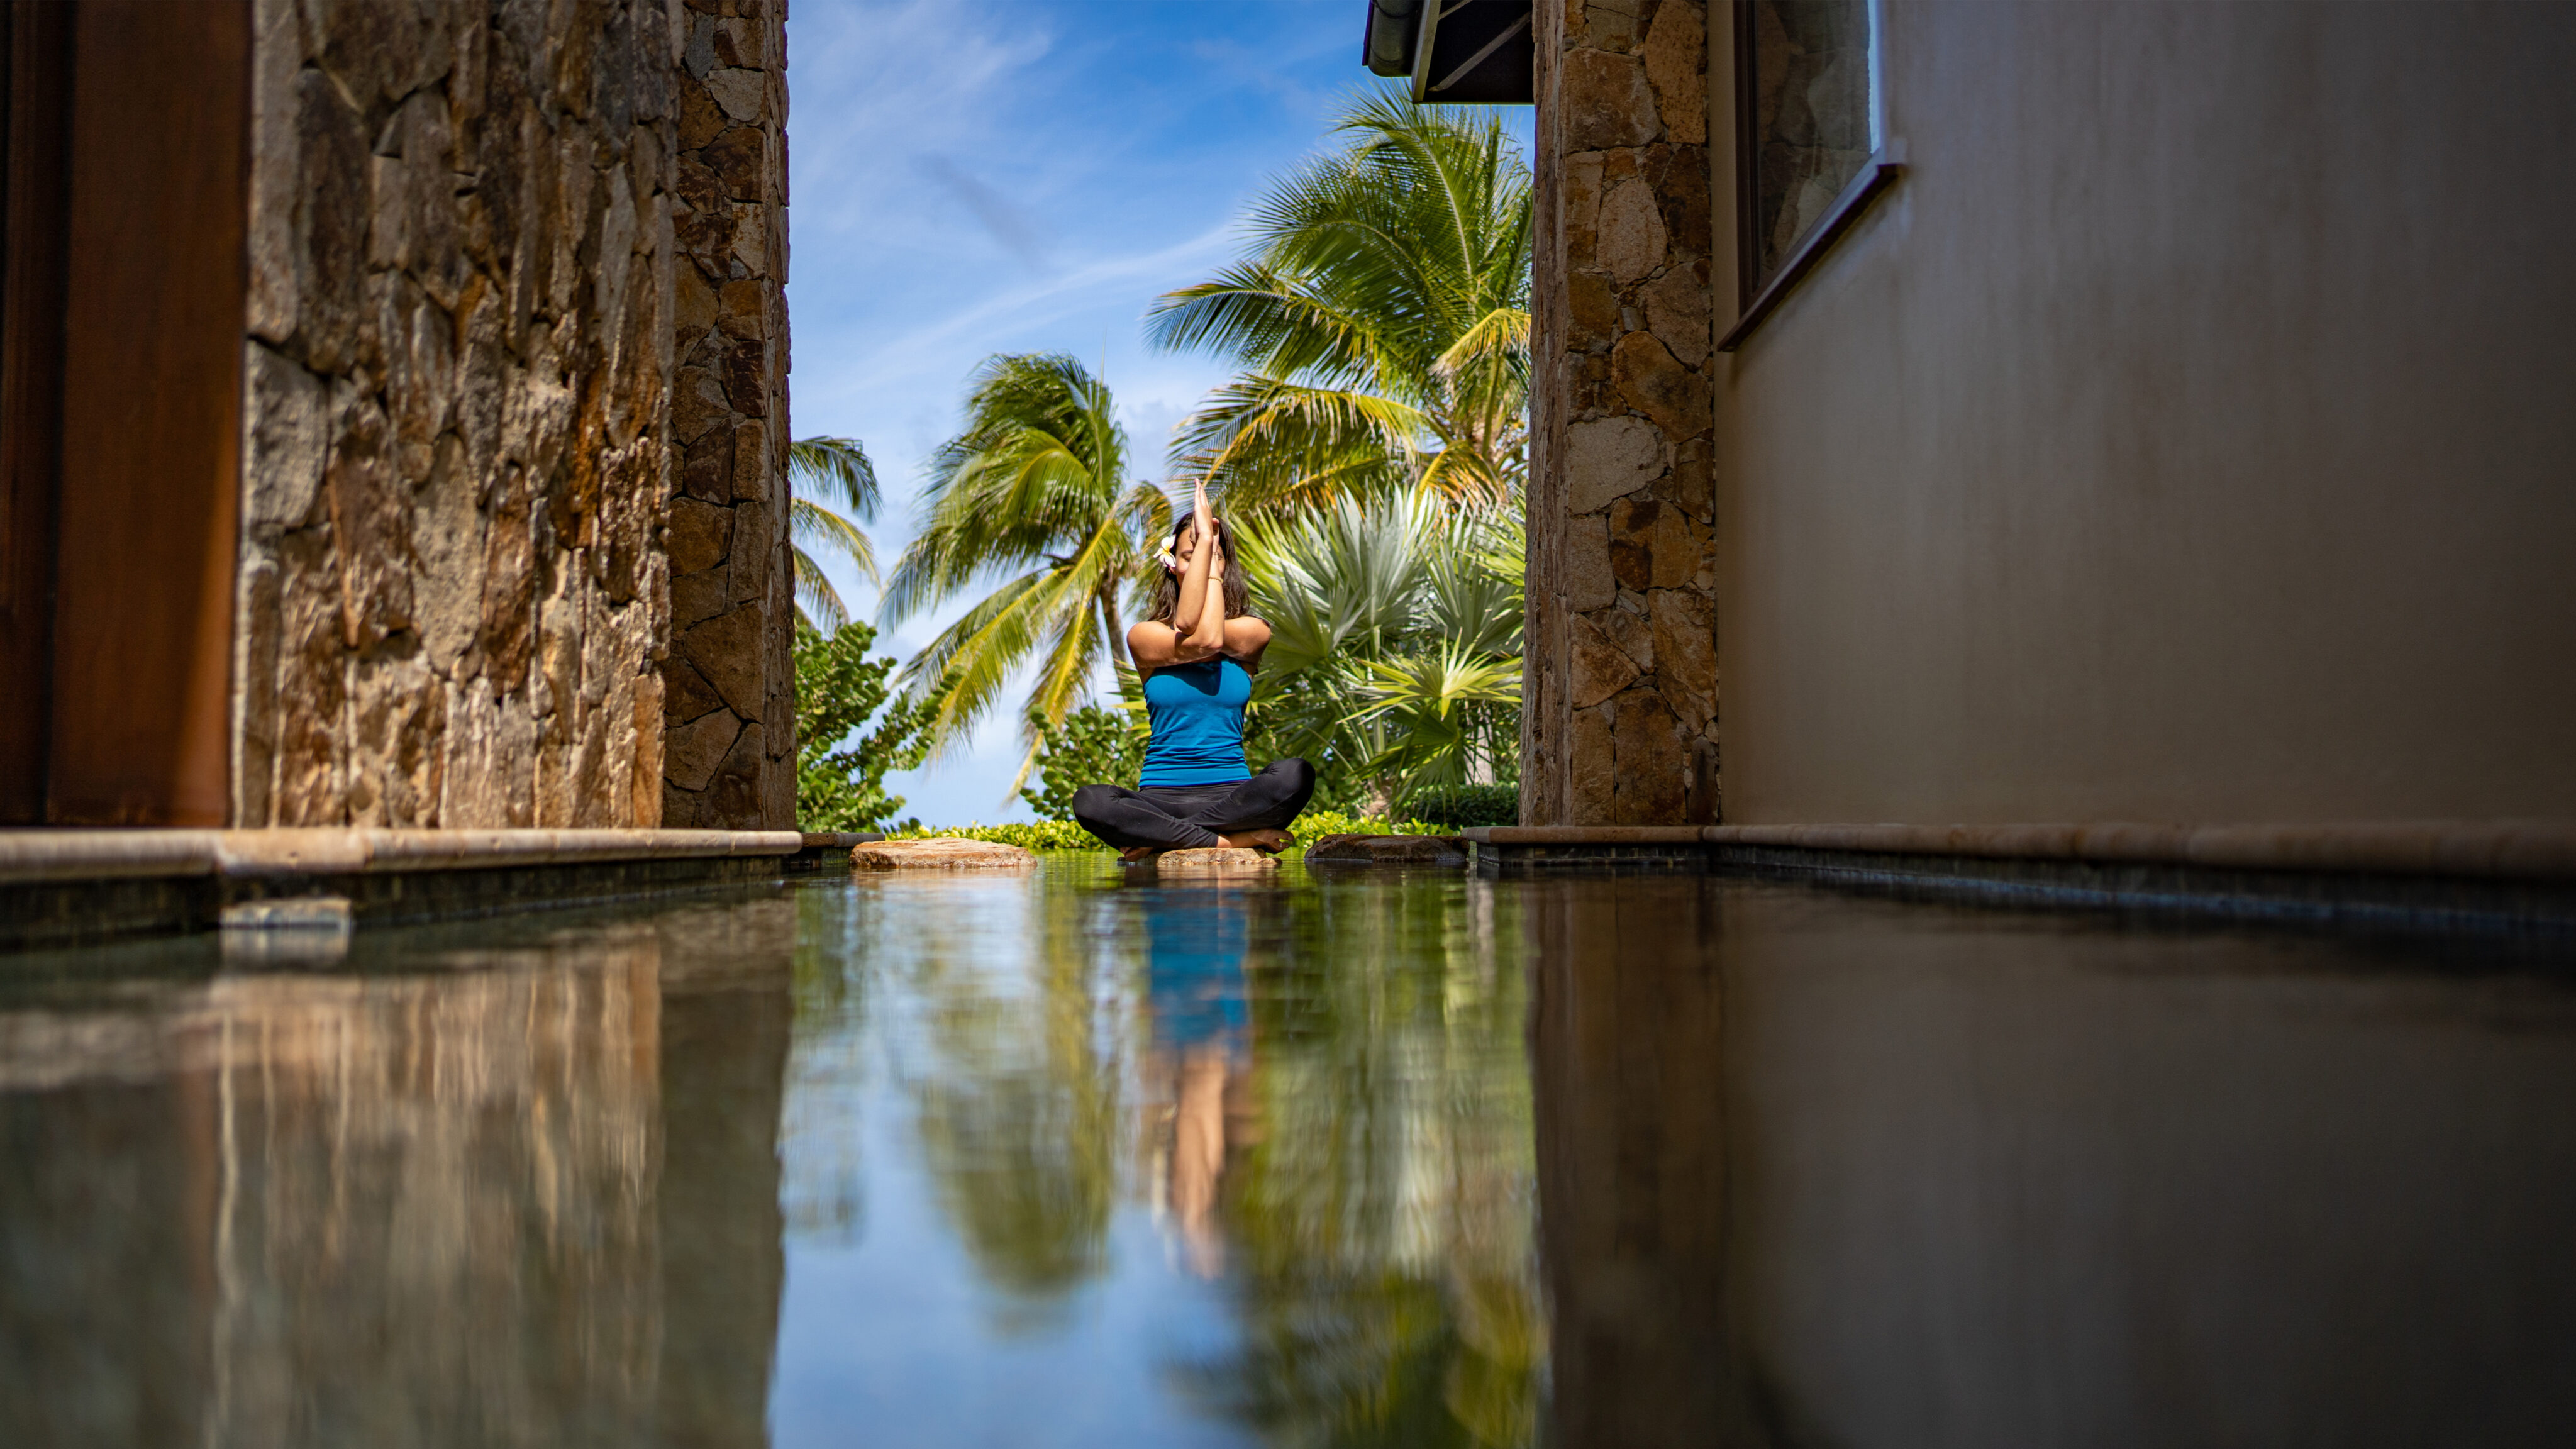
(889, 811, 1446, 857)
(795, 619, 935, 831)
(1396, 781, 1519, 829)
(1019, 704, 1147, 821)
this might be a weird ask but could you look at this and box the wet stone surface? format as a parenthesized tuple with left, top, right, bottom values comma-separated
(1, 856, 2572, 1446)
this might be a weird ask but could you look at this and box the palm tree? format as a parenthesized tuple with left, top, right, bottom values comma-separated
(789, 436, 881, 631)
(1233, 495, 1523, 809)
(880, 354, 1172, 782)
(1148, 89, 1533, 516)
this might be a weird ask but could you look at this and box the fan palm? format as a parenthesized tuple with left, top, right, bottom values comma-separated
(789, 436, 882, 631)
(880, 354, 1172, 783)
(1148, 89, 1533, 516)
(1233, 495, 1523, 806)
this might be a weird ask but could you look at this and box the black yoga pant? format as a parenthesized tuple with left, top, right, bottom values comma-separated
(1072, 759, 1317, 850)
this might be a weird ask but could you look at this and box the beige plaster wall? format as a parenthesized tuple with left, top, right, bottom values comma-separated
(1712, 1, 2576, 826)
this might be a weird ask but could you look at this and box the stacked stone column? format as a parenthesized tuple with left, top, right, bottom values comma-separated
(233, 0, 682, 828)
(1525, 0, 1721, 824)
(660, 0, 794, 829)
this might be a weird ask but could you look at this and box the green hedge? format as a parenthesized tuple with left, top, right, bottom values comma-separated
(1396, 782, 1520, 829)
(894, 810, 1445, 857)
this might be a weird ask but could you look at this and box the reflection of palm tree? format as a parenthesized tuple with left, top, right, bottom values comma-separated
(1182, 882, 1545, 1447)
(908, 886, 1123, 1327)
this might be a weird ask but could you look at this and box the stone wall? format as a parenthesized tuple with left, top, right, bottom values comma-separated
(230, 0, 794, 831)
(661, 0, 794, 830)
(1524, 0, 1721, 825)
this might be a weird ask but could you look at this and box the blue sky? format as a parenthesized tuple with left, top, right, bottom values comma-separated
(782, 0, 1522, 825)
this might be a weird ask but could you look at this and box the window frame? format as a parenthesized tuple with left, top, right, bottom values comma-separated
(1721, 0, 1901, 353)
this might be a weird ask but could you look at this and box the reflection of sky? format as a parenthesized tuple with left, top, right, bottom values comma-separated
(784, 0, 1528, 824)
(774, 1100, 1251, 1447)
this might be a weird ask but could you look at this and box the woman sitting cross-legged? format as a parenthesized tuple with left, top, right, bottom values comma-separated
(1072, 480, 1315, 860)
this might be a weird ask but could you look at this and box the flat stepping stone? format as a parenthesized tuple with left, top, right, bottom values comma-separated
(1127, 847, 1277, 875)
(1302, 833, 1470, 866)
(848, 838, 1038, 872)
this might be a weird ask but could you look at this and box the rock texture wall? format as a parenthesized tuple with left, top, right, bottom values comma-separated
(1525, 0, 1721, 825)
(231, 0, 793, 830)
(661, 0, 794, 830)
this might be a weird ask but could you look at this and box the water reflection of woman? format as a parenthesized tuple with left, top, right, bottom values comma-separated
(1142, 891, 1251, 1277)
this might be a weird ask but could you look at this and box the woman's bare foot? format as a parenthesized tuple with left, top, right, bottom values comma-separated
(1216, 828, 1292, 854)
(1119, 845, 1160, 863)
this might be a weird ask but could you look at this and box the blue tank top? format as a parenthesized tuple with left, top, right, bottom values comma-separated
(1138, 658, 1253, 786)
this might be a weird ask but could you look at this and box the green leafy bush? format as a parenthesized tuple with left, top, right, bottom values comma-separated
(1019, 703, 1147, 820)
(891, 811, 1444, 856)
(1397, 782, 1519, 829)
(795, 619, 935, 831)
(894, 820, 1102, 850)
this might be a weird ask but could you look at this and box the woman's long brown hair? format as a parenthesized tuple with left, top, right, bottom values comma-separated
(1147, 512, 1252, 625)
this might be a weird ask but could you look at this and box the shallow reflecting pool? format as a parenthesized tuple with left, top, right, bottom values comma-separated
(4, 858, 2573, 1446)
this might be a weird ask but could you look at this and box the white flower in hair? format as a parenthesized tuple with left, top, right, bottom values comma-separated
(1157, 547, 1178, 570)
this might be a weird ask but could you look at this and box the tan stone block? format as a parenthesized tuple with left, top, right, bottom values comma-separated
(1570, 703, 1616, 824)
(479, 466, 538, 692)
(1651, 589, 1719, 733)
(270, 533, 349, 826)
(346, 651, 446, 827)
(728, 501, 773, 602)
(1658, 435, 1714, 521)
(1568, 270, 1621, 352)
(665, 708, 740, 791)
(706, 719, 770, 824)
(713, 16, 771, 70)
(679, 604, 765, 718)
(242, 343, 329, 533)
(1609, 495, 1660, 591)
(1597, 602, 1655, 674)
(1640, 142, 1714, 254)
(663, 654, 727, 725)
(1565, 414, 1667, 514)
(247, 0, 300, 346)
(1642, 0, 1708, 145)
(1651, 504, 1705, 589)
(1610, 686, 1688, 823)
(1561, 50, 1657, 152)
(1565, 513, 1616, 611)
(1611, 331, 1709, 439)
(703, 67, 764, 123)
(292, 67, 369, 374)
(325, 396, 414, 649)
(1642, 262, 1712, 368)
(717, 278, 767, 340)
(731, 418, 771, 501)
(413, 436, 486, 673)
(1568, 612, 1640, 708)
(850, 838, 1041, 872)
(1565, 151, 1604, 261)
(671, 567, 729, 630)
(1596, 179, 1667, 284)
(728, 201, 770, 279)
(667, 497, 734, 574)
(674, 365, 730, 443)
(632, 669, 665, 827)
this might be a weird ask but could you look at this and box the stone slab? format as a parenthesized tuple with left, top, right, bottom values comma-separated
(1128, 847, 1277, 875)
(1302, 834, 1470, 867)
(848, 838, 1038, 872)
